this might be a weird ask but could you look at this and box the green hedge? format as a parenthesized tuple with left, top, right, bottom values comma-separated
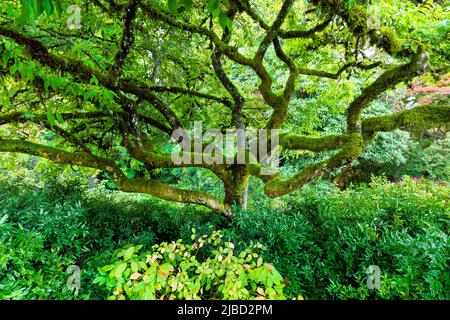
(1, 171, 448, 299)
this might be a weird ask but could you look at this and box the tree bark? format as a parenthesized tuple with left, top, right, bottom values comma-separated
(223, 164, 250, 209)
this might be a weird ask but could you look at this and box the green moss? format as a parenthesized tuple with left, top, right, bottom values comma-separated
(378, 26, 403, 55)
(280, 133, 352, 152)
(362, 104, 450, 140)
(346, 5, 369, 35)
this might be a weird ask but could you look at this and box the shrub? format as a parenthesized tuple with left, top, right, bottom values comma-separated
(94, 230, 286, 300)
(226, 177, 449, 299)
(1, 157, 448, 300)
(0, 214, 78, 299)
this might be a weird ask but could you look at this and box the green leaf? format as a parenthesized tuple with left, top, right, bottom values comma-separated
(34, 0, 44, 16)
(42, 0, 54, 15)
(106, 181, 117, 189)
(47, 105, 55, 128)
(123, 247, 134, 261)
(207, 0, 219, 14)
(2, 52, 10, 69)
(114, 263, 127, 278)
(345, 0, 356, 9)
(131, 261, 139, 273)
(7, 4, 15, 17)
(49, 77, 60, 91)
(218, 12, 232, 31)
(183, 0, 192, 11)
(54, 0, 62, 16)
(159, 263, 174, 274)
(55, 112, 64, 124)
(17, 0, 35, 26)
(211, 6, 221, 18)
(89, 75, 99, 86)
(43, 77, 50, 92)
(22, 113, 36, 120)
(168, 0, 180, 14)
(224, 17, 233, 32)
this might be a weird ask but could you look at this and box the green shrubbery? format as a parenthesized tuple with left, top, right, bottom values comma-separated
(95, 230, 285, 300)
(227, 177, 449, 299)
(0, 164, 448, 300)
(0, 214, 77, 299)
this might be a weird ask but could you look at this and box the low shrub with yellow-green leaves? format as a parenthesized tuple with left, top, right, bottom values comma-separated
(94, 230, 285, 300)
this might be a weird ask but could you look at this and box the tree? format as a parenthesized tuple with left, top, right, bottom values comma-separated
(0, 0, 449, 218)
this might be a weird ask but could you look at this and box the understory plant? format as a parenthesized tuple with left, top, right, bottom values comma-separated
(94, 230, 285, 300)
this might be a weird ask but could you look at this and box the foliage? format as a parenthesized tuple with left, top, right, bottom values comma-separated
(94, 230, 285, 300)
(0, 214, 78, 299)
(0, 0, 448, 215)
(226, 177, 450, 299)
(1, 158, 449, 300)
(0, 0, 449, 302)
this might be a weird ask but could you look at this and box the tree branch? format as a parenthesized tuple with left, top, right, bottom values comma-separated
(0, 137, 231, 216)
(139, 3, 255, 68)
(237, 0, 332, 39)
(0, 26, 181, 129)
(362, 103, 450, 141)
(347, 51, 423, 132)
(110, 0, 140, 78)
(115, 178, 232, 218)
(148, 85, 232, 108)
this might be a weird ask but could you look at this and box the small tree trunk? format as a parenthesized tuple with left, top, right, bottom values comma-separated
(224, 164, 249, 210)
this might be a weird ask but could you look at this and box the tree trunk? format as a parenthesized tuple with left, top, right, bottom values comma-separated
(224, 164, 249, 210)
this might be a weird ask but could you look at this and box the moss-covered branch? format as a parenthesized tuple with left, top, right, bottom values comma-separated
(237, 0, 332, 39)
(0, 138, 231, 216)
(115, 178, 232, 219)
(0, 26, 181, 129)
(279, 133, 351, 151)
(264, 134, 363, 197)
(347, 51, 423, 132)
(0, 139, 122, 176)
(362, 103, 450, 140)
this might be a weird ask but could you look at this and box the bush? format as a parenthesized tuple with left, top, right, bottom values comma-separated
(0, 214, 78, 299)
(1, 157, 448, 300)
(226, 177, 450, 299)
(94, 230, 286, 300)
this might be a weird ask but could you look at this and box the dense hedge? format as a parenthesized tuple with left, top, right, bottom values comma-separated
(0, 172, 448, 299)
(227, 177, 449, 299)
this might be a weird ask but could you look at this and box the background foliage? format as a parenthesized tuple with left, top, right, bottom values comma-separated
(0, 156, 448, 299)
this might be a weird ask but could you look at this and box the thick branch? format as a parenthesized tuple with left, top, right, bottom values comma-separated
(279, 133, 350, 151)
(0, 27, 181, 129)
(110, 0, 140, 78)
(362, 103, 450, 140)
(116, 178, 231, 218)
(148, 85, 232, 108)
(264, 134, 363, 197)
(0, 138, 122, 176)
(347, 52, 423, 132)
